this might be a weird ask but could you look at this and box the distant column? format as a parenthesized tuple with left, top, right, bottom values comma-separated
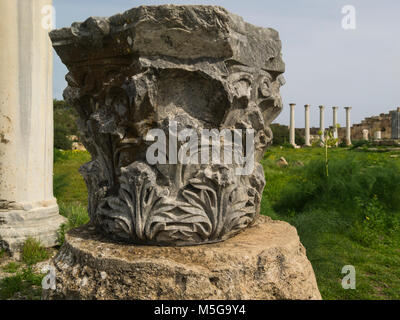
(304, 104, 311, 146)
(362, 129, 369, 141)
(332, 106, 339, 146)
(289, 103, 296, 146)
(345, 107, 352, 146)
(319, 105, 325, 142)
(374, 131, 382, 140)
(332, 107, 339, 137)
(390, 107, 400, 139)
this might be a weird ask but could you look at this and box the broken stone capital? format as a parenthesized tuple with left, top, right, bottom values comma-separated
(50, 5, 286, 245)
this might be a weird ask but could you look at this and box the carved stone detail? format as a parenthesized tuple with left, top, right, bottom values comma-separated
(50, 5, 285, 245)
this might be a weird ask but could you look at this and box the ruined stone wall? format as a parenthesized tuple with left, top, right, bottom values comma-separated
(337, 109, 398, 141)
(277, 108, 399, 144)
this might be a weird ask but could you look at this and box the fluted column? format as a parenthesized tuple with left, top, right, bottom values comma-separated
(332, 107, 339, 137)
(289, 103, 296, 147)
(0, 0, 65, 252)
(332, 106, 339, 146)
(319, 105, 325, 142)
(345, 107, 352, 146)
(304, 104, 311, 146)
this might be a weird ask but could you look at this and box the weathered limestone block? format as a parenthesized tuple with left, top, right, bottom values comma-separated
(50, 5, 285, 245)
(43, 216, 321, 300)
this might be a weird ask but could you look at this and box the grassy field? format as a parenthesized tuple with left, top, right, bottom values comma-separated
(2, 146, 399, 300)
(262, 146, 400, 299)
(55, 147, 400, 299)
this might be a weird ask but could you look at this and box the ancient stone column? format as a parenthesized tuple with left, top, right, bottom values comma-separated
(319, 105, 325, 142)
(0, 0, 66, 252)
(304, 104, 311, 146)
(362, 129, 369, 141)
(345, 107, 352, 146)
(391, 107, 400, 139)
(289, 103, 296, 147)
(45, 5, 322, 301)
(332, 107, 339, 137)
(332, 106, 339, 146)
(374, 131, 382, 140)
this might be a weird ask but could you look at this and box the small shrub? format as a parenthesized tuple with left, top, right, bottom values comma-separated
(0, 267, 44, 300)
(270, 124, 304, 146)
(54, 125, 73, 150)
(21, 238, 50, 266)
(57, 202, 90, 246)
(350, 140, 370, 150)
(59, 202, 90, 228)
(352, 196, 400, 247)
(282, 142, 295, 149)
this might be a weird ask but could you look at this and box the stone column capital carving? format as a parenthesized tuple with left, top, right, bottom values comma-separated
(50, 5, 285, 246)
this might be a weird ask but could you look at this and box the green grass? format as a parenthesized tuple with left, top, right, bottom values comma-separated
(261, 146, 400, 300)
(54, 149, 91, 205)
(46, 147, 400, 300)
(21, 238, 50, 266)
(57, 202, 90, 246)
(0, 267, 45, 300)
(2, 262, 21, 274)
(0, 238, 50, 300)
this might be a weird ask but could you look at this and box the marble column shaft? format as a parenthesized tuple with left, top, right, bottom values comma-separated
(304, 105, 311, 146)
(345, 107, 352, 146)
(289, 103, 296, 146)
(0, 0, 65, 252)
(319, 105, 325, 142)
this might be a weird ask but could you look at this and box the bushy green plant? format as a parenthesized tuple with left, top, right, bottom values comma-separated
(352, 196, 400, 247)
(57, 202, 90, 246)
(281, 142, 295, 149)
(270, 124, 305, 146)
(350, 140, 371, 150)
(21, 238, 50, 266)
(0, 267, 44, 300)
(2, 262, 21, 273)
(54, 125, 73, 150)
(273, 155, 400, 216)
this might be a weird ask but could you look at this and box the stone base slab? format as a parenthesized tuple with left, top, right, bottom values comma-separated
(43, 215, 321, 300)
(0, 205, 66, 252)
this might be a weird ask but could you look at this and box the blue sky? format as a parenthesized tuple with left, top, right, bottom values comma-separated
(53, 0, 400, 127)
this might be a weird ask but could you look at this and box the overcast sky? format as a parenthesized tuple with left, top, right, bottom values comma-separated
(53, 0, 400, 127)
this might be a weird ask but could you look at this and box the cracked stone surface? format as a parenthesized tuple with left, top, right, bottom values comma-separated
(43, 215, 321, 300)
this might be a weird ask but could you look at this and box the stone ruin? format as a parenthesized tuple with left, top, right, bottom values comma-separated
(50, 5, 286, 246)
(45, 5, 321, 300)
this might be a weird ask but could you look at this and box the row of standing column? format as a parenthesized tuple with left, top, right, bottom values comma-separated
(289, 104, 352, 147)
